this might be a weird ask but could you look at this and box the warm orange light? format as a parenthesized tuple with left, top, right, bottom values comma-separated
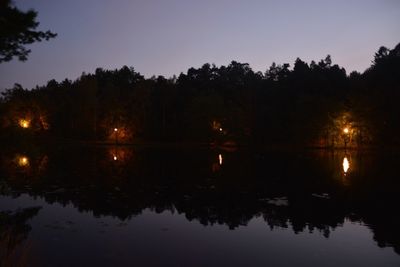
(19, 119, 30, 128)
(18, 156, 29, 167)
(113, 155, 118, 161)
(114, 128, 118, 132)
(218, 154, 223, 165)
(343, 127, 349, 134)
(343, 157, 349, 174)
(219, 128, 223, 132)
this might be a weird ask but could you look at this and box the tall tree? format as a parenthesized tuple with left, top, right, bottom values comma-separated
(0, 0, 57, 62)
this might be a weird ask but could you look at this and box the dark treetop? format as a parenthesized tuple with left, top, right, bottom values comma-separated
(0, 42, 399, 147)
(0, 0, 56, 62)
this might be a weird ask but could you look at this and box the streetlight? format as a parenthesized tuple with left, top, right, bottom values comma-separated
(19, 119, 30, 128)
(114, 128, 118, 144)
(18, 156, 29, 167)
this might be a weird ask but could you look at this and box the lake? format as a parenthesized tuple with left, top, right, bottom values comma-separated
(1, 145, 399, 266)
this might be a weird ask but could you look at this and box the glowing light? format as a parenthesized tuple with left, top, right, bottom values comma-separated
(18, 156, 29, 167)
(218, 154, 223, 165)
(219, 128, 223, 132)
(19, 119, 30, 128)
(113, 155, 118, 161)
(343, 157, 349, 174)
(343, 127, 349, 134)
(114, 128, 118, 132)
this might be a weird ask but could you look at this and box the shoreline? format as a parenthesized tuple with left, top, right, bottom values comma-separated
(0, 136, 392, 153)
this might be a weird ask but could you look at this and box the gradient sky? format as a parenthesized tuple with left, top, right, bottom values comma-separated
(0, 0, 399, 90)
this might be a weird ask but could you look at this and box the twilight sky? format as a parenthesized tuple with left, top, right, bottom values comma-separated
(0, 0, 399, 90)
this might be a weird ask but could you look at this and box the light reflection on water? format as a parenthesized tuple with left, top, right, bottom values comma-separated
(108, 146, 133, 164)
(0, 147, 399, 266)
(343, 156, 350, 174)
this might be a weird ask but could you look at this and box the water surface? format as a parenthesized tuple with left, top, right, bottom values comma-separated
(1, 146, 399, 266)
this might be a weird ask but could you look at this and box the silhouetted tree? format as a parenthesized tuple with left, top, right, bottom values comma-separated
(1, 42, 400, 147)
(0, 0, 56, 62)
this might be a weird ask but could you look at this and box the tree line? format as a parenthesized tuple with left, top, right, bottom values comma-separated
(1, 42, 399, 147)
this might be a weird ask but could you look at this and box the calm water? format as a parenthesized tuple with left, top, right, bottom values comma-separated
(1, 145, 400, 266)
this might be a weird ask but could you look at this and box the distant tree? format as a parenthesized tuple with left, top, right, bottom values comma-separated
(265, 62, 290, 81)
(373, 46, 389, 65)
(1, 42, 400, 146)
(293, 58, 309, 74)
(318, 55, 332, 68)
(0, 0, 57, 62)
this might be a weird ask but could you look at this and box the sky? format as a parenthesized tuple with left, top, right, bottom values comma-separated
(0, 0, 399, 90)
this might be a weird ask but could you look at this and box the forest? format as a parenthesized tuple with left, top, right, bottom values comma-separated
(1, 42, 399, 148)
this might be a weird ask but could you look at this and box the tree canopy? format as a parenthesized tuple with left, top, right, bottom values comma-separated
(0, 0, 56, 62)
(1, 42, 399, 148)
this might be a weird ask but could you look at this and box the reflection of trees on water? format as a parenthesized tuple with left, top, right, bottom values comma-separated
(0, 207, 41, 267)
(0, 147, 399, 254)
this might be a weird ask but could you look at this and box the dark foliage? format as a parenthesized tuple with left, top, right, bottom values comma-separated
(1, 43, 399, 147)
(0, 0, 56, 62)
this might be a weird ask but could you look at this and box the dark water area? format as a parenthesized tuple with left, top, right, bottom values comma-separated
(0, 145, 400, 266)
